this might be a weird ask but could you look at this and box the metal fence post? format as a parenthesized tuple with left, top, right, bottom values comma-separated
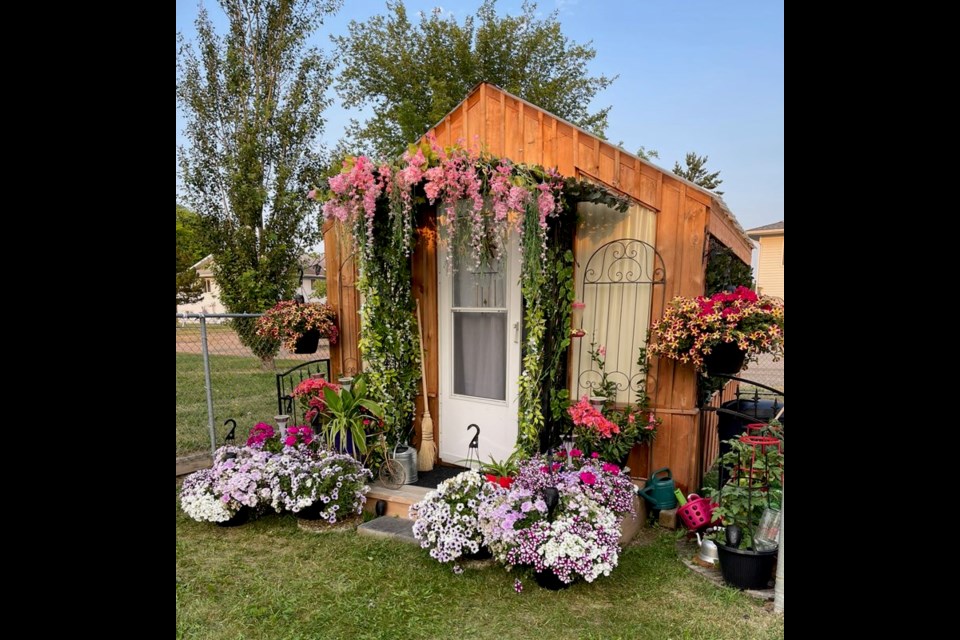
(199, 314, 218, 456)
(774, 491, 784, 613)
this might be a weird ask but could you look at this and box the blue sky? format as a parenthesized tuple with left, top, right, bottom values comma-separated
(176, 0, 783, 231)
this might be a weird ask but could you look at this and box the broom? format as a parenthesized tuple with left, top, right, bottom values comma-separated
(416, 299, 436, 471)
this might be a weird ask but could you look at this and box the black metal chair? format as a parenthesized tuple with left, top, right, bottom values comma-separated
(275, 359, 331, 418)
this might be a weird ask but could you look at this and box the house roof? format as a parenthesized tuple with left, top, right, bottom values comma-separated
(418, 82, 753, 260)
(301, 254, 326, 278)
(746, 220, 784, 238)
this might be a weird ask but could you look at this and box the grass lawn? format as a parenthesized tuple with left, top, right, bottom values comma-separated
(176, 489, 784, 640)
(176, 353, 328, 456)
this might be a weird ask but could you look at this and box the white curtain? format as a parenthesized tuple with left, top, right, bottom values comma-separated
(571, 201, 658, 406)
(454, 312, 507, 400)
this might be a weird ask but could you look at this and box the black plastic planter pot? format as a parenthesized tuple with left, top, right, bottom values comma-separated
(715, 543, 777, 589)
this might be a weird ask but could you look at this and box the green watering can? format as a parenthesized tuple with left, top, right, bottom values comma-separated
(637, 468, 678, 510)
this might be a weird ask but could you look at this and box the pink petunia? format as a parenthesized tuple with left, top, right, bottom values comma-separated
(570, 449, 582, 458)
(579, 471, 597, 486)
(591, 452, 600, 459)
(602, 463, 621, 476)
(284, 436, 297, 446)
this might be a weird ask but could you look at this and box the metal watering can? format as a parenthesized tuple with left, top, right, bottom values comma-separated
(637, 467, 678, 509)
(391, 442, 418, 485)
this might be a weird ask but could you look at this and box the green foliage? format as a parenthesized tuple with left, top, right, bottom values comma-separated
(309, 279, 328, 300)
(704, 428, 783, 549)
(320, 375, 385, 456)
(672, 152, 724, 195)
(353, 192, 421, 447)
(479, 450, 524, 477)
(332, 0, 616, 154)
(635, 146, 660, 161)
(704, 235, 754, 296)
(517, 202, 548, 454)
(176, 205, 206, 306)
(177, 0, 342, 358)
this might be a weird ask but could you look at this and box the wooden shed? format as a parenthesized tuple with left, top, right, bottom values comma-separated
(324, 82, 753, 493)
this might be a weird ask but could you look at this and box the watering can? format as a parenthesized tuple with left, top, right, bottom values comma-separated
(637, 467, 678, 509)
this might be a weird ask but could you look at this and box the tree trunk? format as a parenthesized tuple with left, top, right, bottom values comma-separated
(260, 355, 275, 371)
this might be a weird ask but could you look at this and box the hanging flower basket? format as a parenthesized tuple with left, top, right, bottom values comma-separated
(703, 342, 747, 375)
(293, 329, 322, 354)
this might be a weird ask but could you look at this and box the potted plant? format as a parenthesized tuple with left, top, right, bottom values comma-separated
(255, 300, 339, 354)
(266, 448, 372, 523)
(409, 470, 503, 569)
(648, 286, 784, 374)
(319, 374, 384, 456)
(479, 450, 523, 488)
(477, 455, 633, 589)
(704, 429, 783, 589)
(570, 344, 660, 467)
(291, 377, 342, 425)
(180, 445, 273, 526)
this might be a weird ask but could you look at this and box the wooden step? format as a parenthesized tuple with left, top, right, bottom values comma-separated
(363, 482, 432, 519)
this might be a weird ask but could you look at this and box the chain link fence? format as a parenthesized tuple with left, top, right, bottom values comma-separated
(176, 314, 331, 461)
(740, 353, 784, 394)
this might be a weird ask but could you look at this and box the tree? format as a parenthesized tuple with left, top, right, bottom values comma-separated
(635, 146, 659, 161)
(177, 0, 342, 368)
(333, 0, 616, 156)
(673, 152, 724, 195)
(176, 205, 206, 307)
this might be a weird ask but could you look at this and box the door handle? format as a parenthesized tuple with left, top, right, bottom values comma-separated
(513, 322, 520, 343)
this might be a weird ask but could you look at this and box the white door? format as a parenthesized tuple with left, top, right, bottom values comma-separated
(438, 239, 522, 468)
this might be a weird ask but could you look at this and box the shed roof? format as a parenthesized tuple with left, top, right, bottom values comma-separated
(419, 82, 753, 259)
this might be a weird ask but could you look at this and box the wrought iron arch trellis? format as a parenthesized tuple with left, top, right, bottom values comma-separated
(574, 238, 667, 406)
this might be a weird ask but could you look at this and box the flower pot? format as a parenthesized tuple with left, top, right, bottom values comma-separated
(533, 568, 571, 590)
(715, 543, 778, 590)
(483, 474, 514, 489)
(293, 329, 321, 354)
(703, 342, 747, 375)
(295, 502, 325, 521)
(216, 505, 251, 527)
(459, 546, 493, 561)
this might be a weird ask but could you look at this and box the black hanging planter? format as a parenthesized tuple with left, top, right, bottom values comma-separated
(703, 342, 747, 375)
(715, 543, 777, 589)
(293, 329, 322, 354)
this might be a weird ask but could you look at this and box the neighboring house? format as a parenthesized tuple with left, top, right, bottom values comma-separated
(176, 255, 225, 315)
(175, 254, 327, 315)
(746, 221, 784, 299)
(324, 82, 755, 493)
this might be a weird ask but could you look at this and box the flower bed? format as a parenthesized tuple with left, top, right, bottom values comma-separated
(180, 421, 372, 525)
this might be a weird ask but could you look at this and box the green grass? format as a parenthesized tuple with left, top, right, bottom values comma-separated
(176, 353, 327, 456)
(176, 488, 784, 640)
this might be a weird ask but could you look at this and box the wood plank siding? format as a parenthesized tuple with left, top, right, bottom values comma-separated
(327, 83, 754, 492)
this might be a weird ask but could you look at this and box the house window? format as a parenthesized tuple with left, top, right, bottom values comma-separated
(203, 278, 212, 293)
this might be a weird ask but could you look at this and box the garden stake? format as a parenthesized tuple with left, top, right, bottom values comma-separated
(416, 299, 436, 471)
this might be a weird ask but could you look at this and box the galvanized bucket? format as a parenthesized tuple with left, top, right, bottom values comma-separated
(392, 442, 418, 484)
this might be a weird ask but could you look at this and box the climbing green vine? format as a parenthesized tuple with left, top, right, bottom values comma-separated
(320, 141, 629, 454)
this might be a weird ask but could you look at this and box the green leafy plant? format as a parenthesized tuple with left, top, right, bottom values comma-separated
(479, 450, 524, 478)
(320, 375, 384, 456)
(704, 429, 783, 549)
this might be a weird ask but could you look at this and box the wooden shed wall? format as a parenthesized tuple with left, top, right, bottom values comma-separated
(421, 83, 751, 491)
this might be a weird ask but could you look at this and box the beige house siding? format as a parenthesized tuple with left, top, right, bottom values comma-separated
(756, 235, 784, 299)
